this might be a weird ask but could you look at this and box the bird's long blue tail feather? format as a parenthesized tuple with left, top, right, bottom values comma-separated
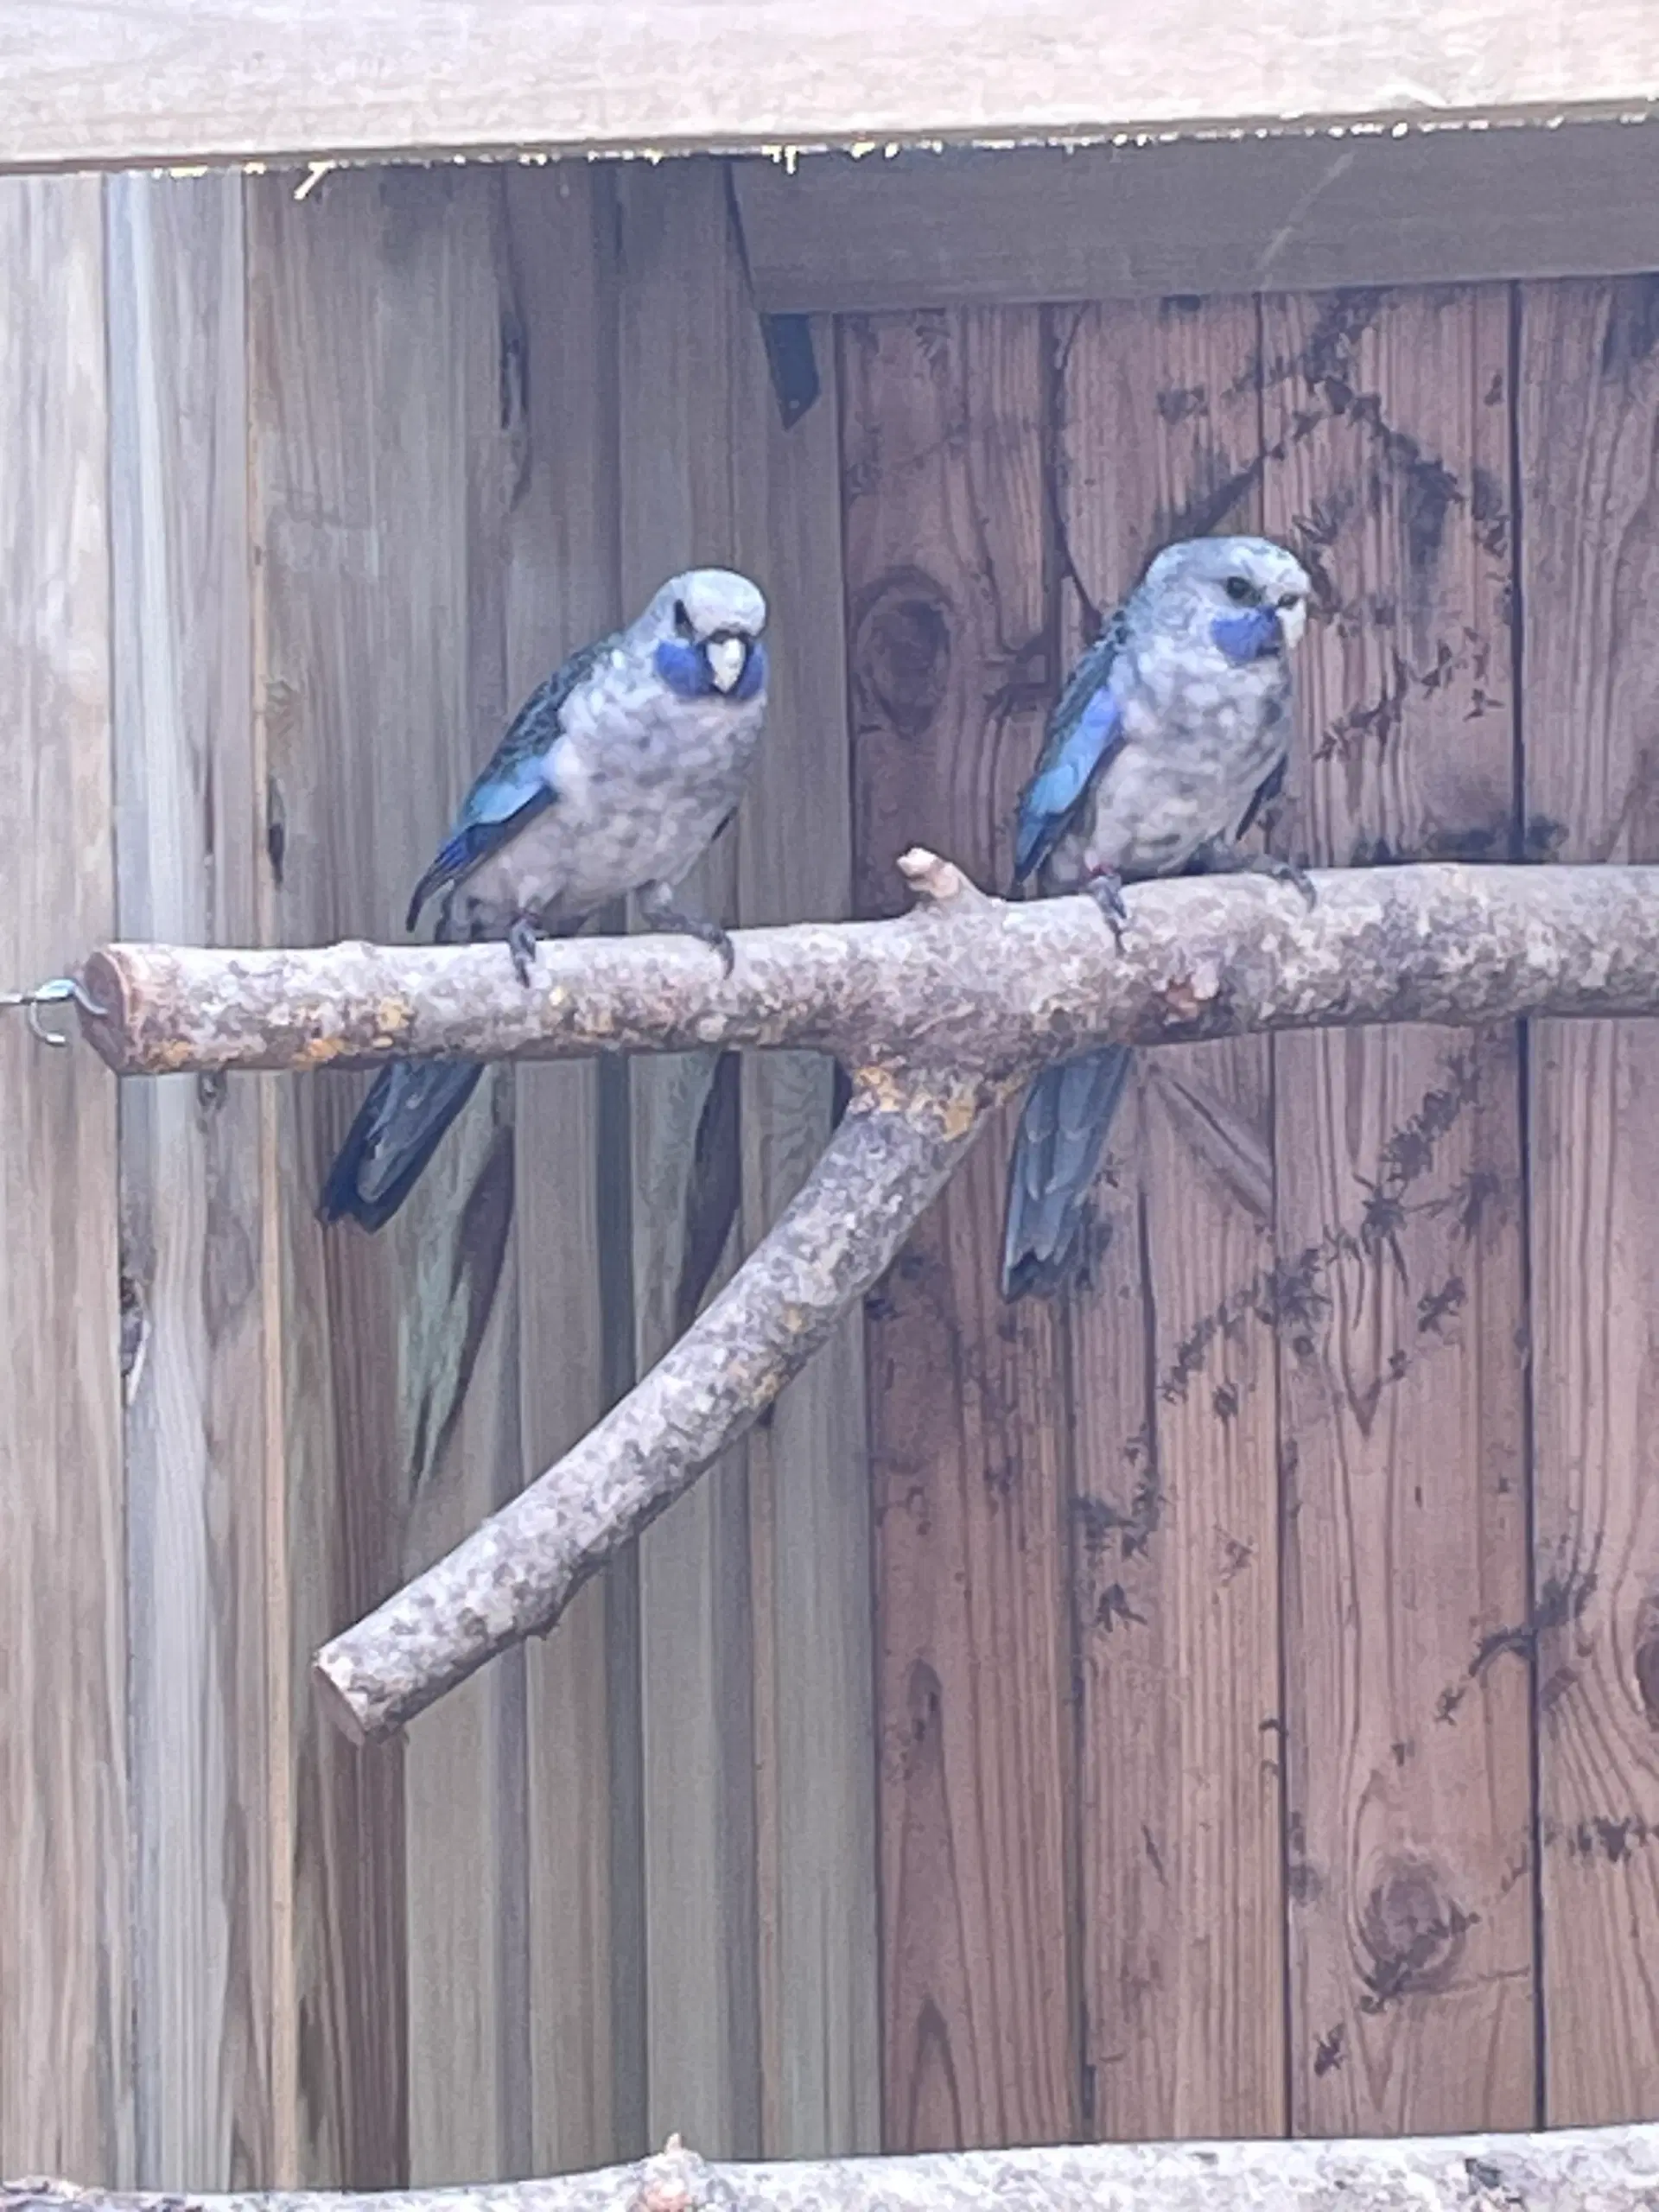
(1001, 1045, 1134, 1300)
(318, 1058, 486, 1233)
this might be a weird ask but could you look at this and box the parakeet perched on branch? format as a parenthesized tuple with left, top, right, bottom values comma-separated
(320, 567, 768, 1232)
(1001, 535, 1312, 1300)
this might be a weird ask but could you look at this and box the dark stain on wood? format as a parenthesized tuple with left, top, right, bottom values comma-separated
(408, 1114, 517, 1493)
(852, 569, 955, 745)
(1357, 1859, 1478, 2011)
(675, 1049, 742, 1337)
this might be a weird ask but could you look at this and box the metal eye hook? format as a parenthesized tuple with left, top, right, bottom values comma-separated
(0, 976, 108, 1048)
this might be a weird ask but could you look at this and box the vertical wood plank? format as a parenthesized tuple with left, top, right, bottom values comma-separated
(732, 300, 880, 2158)
(388, 166, 536, 2190)
(1261, 287, 1534, 2134)
(616, 156, 760, 2159)
(106, 168, 276, 2190)
(841, 308, 1076, 2152)
(1521, 274, 1659, 2127)
(1058, 296, 1287, 2141)
(251, 164, 539, 2184)
(0, 173, 133, 2185)
(499, 158, 639, 2177)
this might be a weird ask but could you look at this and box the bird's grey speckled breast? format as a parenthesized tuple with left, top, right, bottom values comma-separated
(1047, 645, 1290, 889)
(454, 652, 766, 934)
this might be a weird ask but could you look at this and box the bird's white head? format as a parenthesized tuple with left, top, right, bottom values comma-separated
(640, 567, 770, 702)
(1141, 535, 1312, 664)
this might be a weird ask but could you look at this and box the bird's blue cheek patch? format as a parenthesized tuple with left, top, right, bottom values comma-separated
(1211, 607, 1281, 665)
(734, 639, 766, 702)
(655, 639, 714, 697)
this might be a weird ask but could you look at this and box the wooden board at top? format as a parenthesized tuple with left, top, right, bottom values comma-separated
(1260, 286, 1534, 2135)
(1058, 296, 1287, 2143)
(0, 171, 132, 2186)
(842, 307, 1076, 2152)
(6, 0, 1659, 171)
(735, 124, 1659, 315)
(1520, 274, 1659, 2129)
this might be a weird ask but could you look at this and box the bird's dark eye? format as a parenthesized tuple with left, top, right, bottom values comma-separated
(1225, 575, 1256, 604)
(1278, 592, 1299, 610)
(672, 599, 694, 638)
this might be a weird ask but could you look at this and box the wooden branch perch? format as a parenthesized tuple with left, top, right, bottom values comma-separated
(313, 1068, 994, 1742)
(62, 853, 1659, 1742)
(11, 2119, 1659, 2212)
(79, 858, 1659, 1082)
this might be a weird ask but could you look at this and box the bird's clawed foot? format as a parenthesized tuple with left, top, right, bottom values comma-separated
(1084, 868, 1129, 947)
(1197, 845, 1318, 910)
(639, 882, 736, 976)
(508, 915, 541, 987)
(1251, 853, 1318, 909)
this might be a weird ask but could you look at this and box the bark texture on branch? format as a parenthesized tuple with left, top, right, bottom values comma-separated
(11, 2121, 1659, 2212)
(78, 858, 1659, 1081)
(313, 1073, 995, 1743)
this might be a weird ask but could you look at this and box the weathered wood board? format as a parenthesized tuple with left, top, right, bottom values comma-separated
(107, 168, 276, 2190)
(1521, 273, 1659, 2129)
(1058, 296, 1287, 2143)
(1261, 286, 1534, 2135)
(842, 308, 1077, 2152)
(0, 170, 132, 2188)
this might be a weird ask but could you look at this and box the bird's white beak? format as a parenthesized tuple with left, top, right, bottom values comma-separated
(705, 636, 747, 693)
(1279, 600, 1307, 651)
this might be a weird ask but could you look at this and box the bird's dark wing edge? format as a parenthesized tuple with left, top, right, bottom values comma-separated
(406, 632, 615, 931)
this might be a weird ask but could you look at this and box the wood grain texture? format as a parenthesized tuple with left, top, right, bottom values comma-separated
(1058, 296, 1287, 2141)
(1520, 275, 1659, 2128)
(498, 162, 639, 2179)
(0, 171, 131, 2188)
(616, 158, 760, 2161)
(388, 166, 535, 2191)
(732, 301, 880, 2159)
(734, 124, 1659, 315)
(7, 1, 1659, 169)
(1261, 287, 1534, 2134)
(106, 168, 276, 2190)
(841, 308, 1076, 2152)
(250, 164, 546, 2183)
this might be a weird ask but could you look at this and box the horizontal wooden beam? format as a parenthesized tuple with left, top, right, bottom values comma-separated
(3, 1, 1659, 174)
(734, 117, 1659, 311)
(9, 2119, 1659, 2210)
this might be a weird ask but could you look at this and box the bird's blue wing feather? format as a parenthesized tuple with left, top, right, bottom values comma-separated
(1013, 616, 1128, 885)
(405, 633, 613, 931)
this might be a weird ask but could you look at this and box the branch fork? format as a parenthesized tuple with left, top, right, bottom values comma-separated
(62, 851, 1659, 1741)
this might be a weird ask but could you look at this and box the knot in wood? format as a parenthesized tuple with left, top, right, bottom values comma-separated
(1358, 1853, 1473, 2008)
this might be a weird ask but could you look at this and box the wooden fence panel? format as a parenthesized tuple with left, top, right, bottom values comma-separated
(615, 158, 760, 2162)
(0, 170, 131, 2188)
(1261, 286, 1534, 2135)
(16, 175, 1659, 2183)
(499, 161, 637, 2179)
(1522, 273, 1659, 2129)
(106, 168, 276, 2190)
(1058, 296, 1287, 2143)
(732, 299, 880, 2158)
(249, 164, 535, 2186)
(841, 307, 1077, 2152)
